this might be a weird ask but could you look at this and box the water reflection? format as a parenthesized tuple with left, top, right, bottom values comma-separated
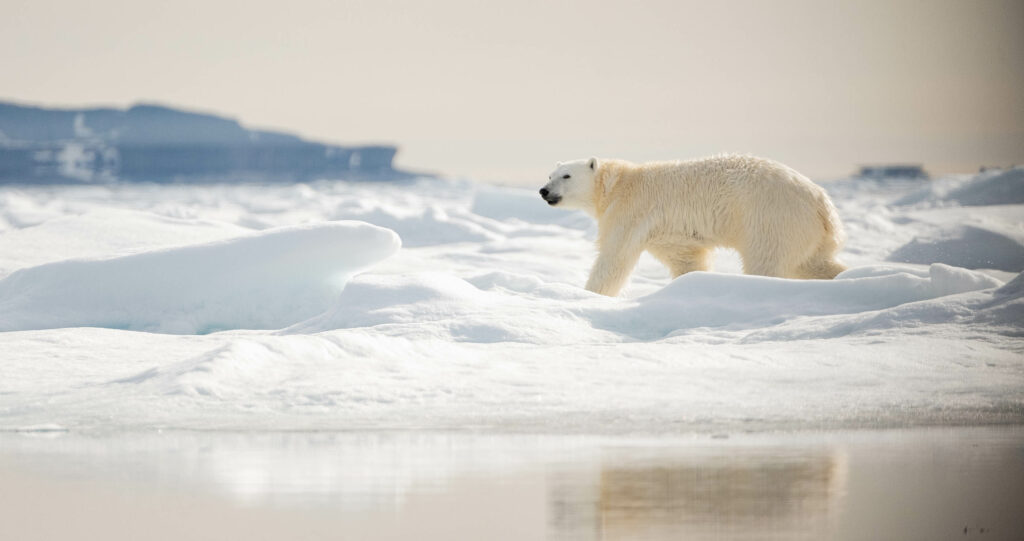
(1, 428, 1021, 541)
(551, 452, 844, 540)
(1, 431, 579, 508)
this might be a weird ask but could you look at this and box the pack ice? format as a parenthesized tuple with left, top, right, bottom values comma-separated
(0, 169, 1021, 432)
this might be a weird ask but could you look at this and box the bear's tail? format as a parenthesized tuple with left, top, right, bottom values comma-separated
(819, 195, 846, 249)
(799, 195, 847, 279)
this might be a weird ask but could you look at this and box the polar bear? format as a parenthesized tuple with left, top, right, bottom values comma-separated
(539, 155, 846, 296)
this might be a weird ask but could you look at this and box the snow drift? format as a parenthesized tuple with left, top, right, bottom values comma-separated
(287, 264, 1005, 343)
(894, 166, 1024, 207)
(0, 170, 1022, 432)
(881, 168, 1024, 272)
(585, 264, 1004, 340)
(888, 225, 1024, 271)
(0, 221, 400, 333)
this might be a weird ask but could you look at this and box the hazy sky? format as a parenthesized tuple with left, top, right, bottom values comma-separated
(2, 0, 1022, 183)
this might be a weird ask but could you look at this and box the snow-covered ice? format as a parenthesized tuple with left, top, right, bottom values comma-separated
(0, 221, 400, 333)
(0, 169, 1022, 432)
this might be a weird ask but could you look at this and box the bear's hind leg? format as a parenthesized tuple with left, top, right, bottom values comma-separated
(794, 227, 847, 279)
(649, 245, 712, 278)
(795, 254, 846, 279)
(738, 240, 793, 278)
(742, 238, 845, 279)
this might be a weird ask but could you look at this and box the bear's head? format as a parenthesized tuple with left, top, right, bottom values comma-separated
(540, 157, 598, 210)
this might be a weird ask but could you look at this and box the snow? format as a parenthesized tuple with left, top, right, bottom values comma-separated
(888, 224, 1024, 271)
(895, 167, 1024, 207)
(0, 221, 400, 334)
(0, 169, 1022, 433)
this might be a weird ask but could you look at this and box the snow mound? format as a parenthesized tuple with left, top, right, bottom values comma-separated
(285, 271, 582, 344)
(0, 221, 400, 334)
(0, 209, 248, 277)
(330, 197, 581, 247)
(887, 225, 1024, 272)
(331, 204, 501, 246)
(969, 273, 1024, 337)
(286, 272, 495, 334)
(993, 271, 1024, 299)
(289, 264, 1001, 344)
(945, 167, 1024, 206)
(584, 264, 1002, 340)
(114, 340, 291, 398)
(0, 190, 66, 230)
(893, 167, 1024, 207)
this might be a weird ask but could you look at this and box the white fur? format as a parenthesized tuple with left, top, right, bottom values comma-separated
(541, 155, 847, 296)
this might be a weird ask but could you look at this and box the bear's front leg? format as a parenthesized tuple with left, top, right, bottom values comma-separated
(585, 227, 645, 297)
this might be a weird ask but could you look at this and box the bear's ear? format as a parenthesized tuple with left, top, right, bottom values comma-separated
(556, 161, 563, 167)
(588, 157, 598, 170)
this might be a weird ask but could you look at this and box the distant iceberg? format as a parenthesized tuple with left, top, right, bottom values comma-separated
(0, 101, 412, 183)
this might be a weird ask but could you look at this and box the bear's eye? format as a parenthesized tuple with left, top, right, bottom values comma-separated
(562, 174, 571, 179)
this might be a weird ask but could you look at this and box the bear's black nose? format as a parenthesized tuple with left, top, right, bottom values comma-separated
(539, 188, 549, 197)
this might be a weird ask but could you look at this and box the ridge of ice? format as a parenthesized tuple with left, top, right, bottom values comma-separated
(0, 221, 400, 334)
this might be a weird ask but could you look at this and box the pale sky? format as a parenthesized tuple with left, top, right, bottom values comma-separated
(2, 0, 1022, 184)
